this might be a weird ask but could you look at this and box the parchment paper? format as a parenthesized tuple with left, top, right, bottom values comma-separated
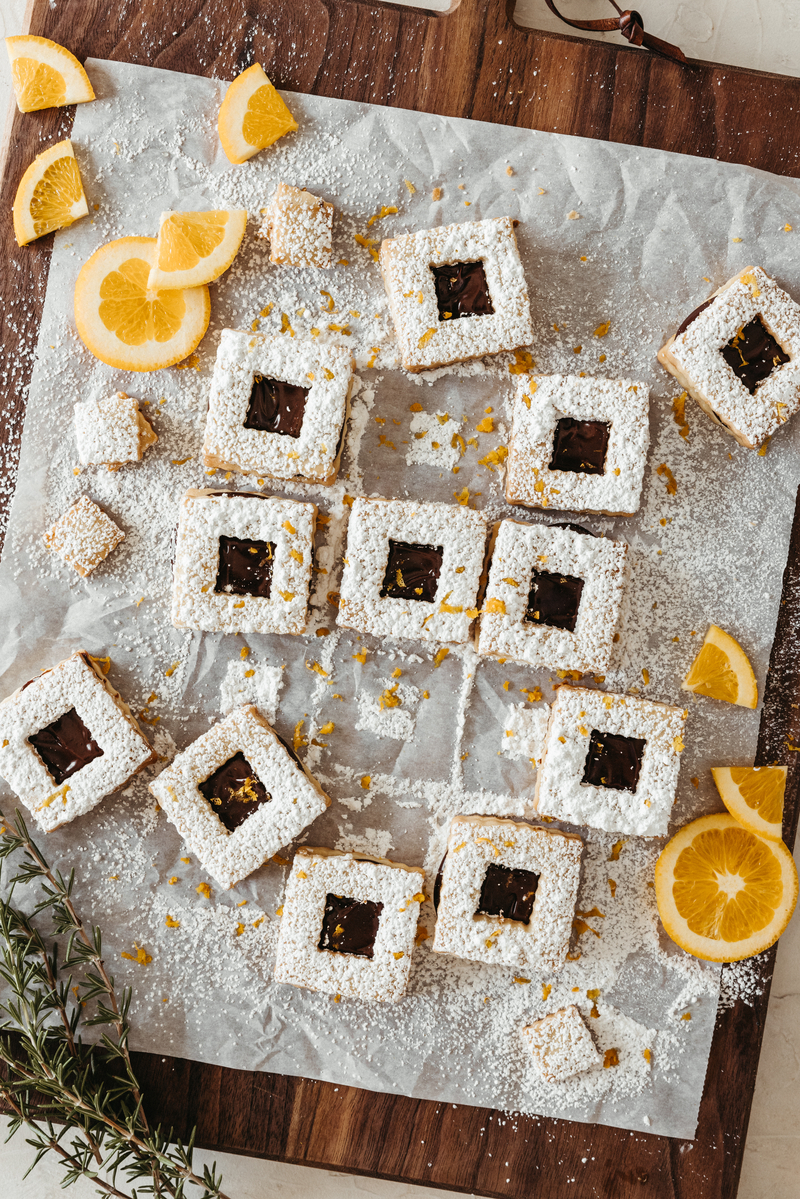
(2, 58, 800, 1140)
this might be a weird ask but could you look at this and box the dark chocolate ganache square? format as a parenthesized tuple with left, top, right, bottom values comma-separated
(720, 316, 789, 394)
(476, 863, 540, 925)
(318, 893, 384, 958)
(215, 536, 275, 598)
(525, 569, 585, 633)
(582, 729, 646, 793)
(380, 539, 443, 603)
(430, 261, 494, 321)
(549, 417, 610, 475)
(198, 751, 271, 832)
(244, 374, 308, 438)
(29, 708, 103, 785)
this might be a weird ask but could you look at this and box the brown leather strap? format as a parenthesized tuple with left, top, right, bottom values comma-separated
(543, 0, 689, 65)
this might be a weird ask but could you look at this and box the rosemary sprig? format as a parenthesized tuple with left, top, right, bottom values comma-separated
(0, 809, 231, 1199)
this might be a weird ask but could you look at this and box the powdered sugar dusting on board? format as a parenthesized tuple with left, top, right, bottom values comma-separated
(0, 58, 796, 1140)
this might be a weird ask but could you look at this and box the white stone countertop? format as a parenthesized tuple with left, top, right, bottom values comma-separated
(1, 3, 799, 1196)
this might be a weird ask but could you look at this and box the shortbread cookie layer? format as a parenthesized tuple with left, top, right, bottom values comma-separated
(150, 705, 330, 889)
(535, 685, 687, 837)
(274, 846, 425, 1002)
(0, 651, 155, 832)
(74, 392, 157, 470)
(203, 329, 354, 484)
(657, 266, 800, 448)
(171, 488, 316, 635)
(431, 814, 583, 973)
(259, 182, 333, 268)
(44, 495, 125, 576)
(379, 217, 533, 372)
(477, 520, 627, 673)
(524, 1005, 601, 1083)
(506, 375, 649, 516)
(337, 495, 488, 643)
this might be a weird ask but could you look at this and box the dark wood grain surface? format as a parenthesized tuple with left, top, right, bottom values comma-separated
(3, 2, 800, 1196)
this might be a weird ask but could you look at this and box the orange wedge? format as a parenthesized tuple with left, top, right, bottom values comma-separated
(5, 35, 94, 112)
(74, 237, 210, 372)
(712, 765, 787, 842)
(217, 63, 297, 164)
(13, 139, 88, 245)
(147, 209, 248, 290)
(681, 624, 758, 709)
(655, 812, 797, 962)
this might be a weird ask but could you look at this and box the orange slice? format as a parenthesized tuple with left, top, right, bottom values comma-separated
(147, 209, 248, 290)
(5, 35, 94, 112)
(655, 812, 797, 962)
(74, 237, 210, 372)
(217, 63, 297, 164)
(13, 139, 88, 246)
(712, 765, 787, 842)
(681, 624, 758, 709)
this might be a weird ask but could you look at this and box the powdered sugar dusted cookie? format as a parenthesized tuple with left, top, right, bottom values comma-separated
(149, 705, 330, 890)
(171, 488, 316, 636)
(337, 496, 488, 644)
(657, 266, 800, 448)
(524, 1005, 601, 1083)
(74, 392, 157, 470)
(203, 329, 354, 485)
(274, 847, 425, 1002)
(506, 375, 649, 516)
(477, 520, 627, 674)
(0, 651, 155, 832)
(44, 496, 125, 576)
(379, 217, 533, 372)
(535, 685, 687, 837)
(431, 815, 582, 973)
(259, 182, 333, 268)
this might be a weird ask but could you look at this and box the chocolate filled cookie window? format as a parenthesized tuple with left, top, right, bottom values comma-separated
(477, 519, 627, 674)
(658, 265, 800, 448)
(430, 260, 494, 320)
(476, 863, 540, 924)
(244, 374, 308, 437)
(506, 374, 649, 516)
(318, 894, 384, 959)
(29, 707, 104, 785)
(204, 329, 354, 485)
(150, 705, 330, 890)
(197, 750, 271, 833)
(171, 489, 316, 636)
(0, 651, 155, 833)
(379, 217, 532, 372)
(274, 848, 425, 1002)
(215, 535, 275, 598)
(582, 729, 646, 793)
(535, 685, 687, 837)
(720, 315, 790, 393)
(379, 540, 444, 603)
(549, 417, 610, 475)
(338, 496, 487, 645)
(431, 815, 582, 973)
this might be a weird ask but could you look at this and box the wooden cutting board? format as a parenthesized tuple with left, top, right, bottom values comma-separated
(3, 3, 800, 1196)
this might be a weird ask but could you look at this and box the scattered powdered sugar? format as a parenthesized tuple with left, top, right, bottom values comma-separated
(0, 58, 793, 1142)
(498, 702, 550, 764)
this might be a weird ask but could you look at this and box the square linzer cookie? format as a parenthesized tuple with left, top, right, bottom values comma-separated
(44, 496, 125, 576)
(506, 375, 649, 516)
(535, 685, 687, 837)
(431, 815, 583, 973)
(274, 847, 425, 1002)
(74, 392, 157, 470)
(379, 217, 533, 372)
(203, 329, 354, 485)
(657, 266, 800, 449)
(477, 520, 627, 674)
(337, 496, 488, 644)
(0, 651, 155, 832)
(524, 1005, 601, 1083)
(150, 705, 330, 890)
(259, 182, 333, 268)
(171, 489, 316, 635)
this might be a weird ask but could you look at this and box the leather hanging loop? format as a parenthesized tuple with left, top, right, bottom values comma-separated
(543, 1, 689, 65)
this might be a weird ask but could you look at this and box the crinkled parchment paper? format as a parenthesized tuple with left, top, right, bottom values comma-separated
(2, 58, 800, 1138)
